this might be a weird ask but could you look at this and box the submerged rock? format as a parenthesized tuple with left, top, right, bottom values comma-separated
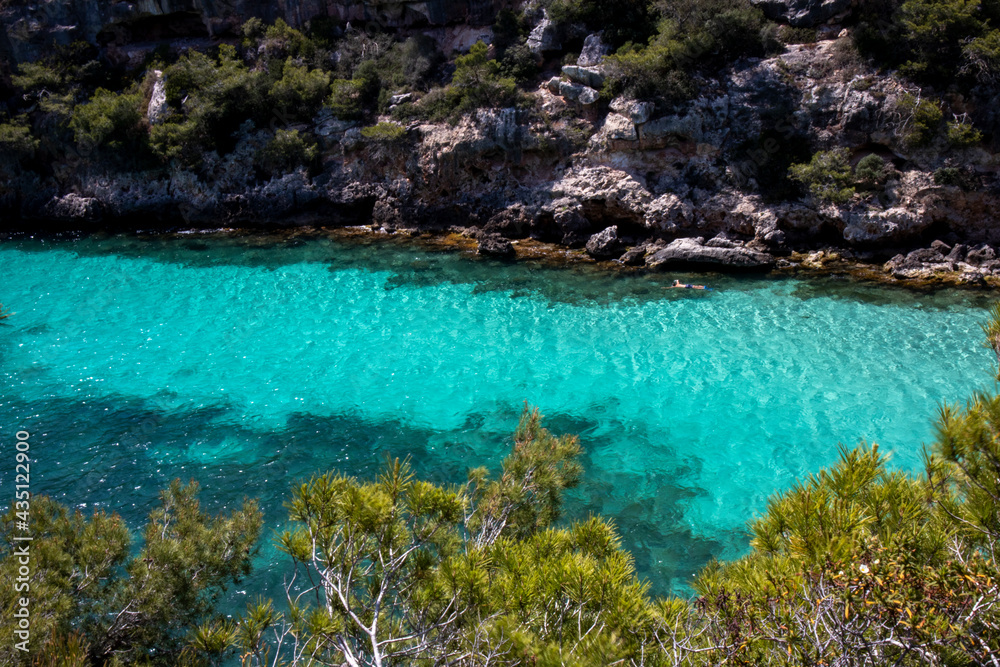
(478, 234, 515, 258)
(619, 245, 650, 266)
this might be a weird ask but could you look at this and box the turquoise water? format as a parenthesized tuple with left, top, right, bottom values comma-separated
(0, 232, 996, 601)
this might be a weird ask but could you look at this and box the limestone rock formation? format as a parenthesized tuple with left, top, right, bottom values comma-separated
(478, 234, 515, 257)
(41, 194, 104, 222)
(647, 237, 776, 270)
(146, 70, 168, 125)
(561, 65, 604, 89)
(585, 225, 623, 260)
(577, 33, 609, 67)
(527, 11, 560, 54)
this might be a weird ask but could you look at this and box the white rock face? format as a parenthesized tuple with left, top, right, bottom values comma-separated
(550, 167, 652, 220)
(527, 11, 560, 54)
(147, 70, 168, 125)
(558, 81, 599, 105)
(600, 113, 638, 142)
(561, 65, 605, 89)
(609, 98, 654, 125)
(577, 33, 610, 67)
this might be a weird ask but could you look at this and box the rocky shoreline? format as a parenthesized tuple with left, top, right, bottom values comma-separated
(4, 7, 1000, 290)
(6, 218, 997, 290)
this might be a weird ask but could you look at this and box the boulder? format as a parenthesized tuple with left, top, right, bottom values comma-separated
(527, 12, 561, 54)
(561, 64, 605, 89)
(883, 248, 955, 279)
(958, 271, 988, 286)
(647, 237, 775, 270)
(550, 167, 652, 224)
(602, 113, 638, 142)
(749, 0, 853, 27)
(577, 33, 610, 67)
(966, 244, 997, 265)
(946, 244, 969, 263)
(585, 225, 623, 259)
(484, 206, 532, 239)
(315, 117, 358, 137)
(478, 234, 516, 258)
(558, 81, 600, 105)
(41, 193, 103, 222)
(619, 245, 649, 266)
(609, 97, 654, 125)
(389, 92, 414, 106)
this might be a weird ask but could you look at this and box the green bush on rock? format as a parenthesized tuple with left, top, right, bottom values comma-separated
(69, 87, 144, 150)
(258, 129, 318, 176)
(789, 148, 855, 204)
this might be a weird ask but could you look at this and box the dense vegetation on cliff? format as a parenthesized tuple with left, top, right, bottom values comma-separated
(3, 310, 1000, 664)
(0, 0, 997, 213)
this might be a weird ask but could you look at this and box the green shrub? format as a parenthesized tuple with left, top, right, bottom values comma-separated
(854, 153, 889, 188)
(159, 45, 267, 160)
(262, 18, 315, 60)
(492, 8, 528, 54)
(500, 43, 540, 83)
(69, 87, 143, 149)
(963, 30, 1000, 83)
(896, 93, 943, 147)
(0, 118, 40, 161)
(946, 118, 982, 147)
(12, 61, 64, 94)
(150, 119, 203, 165)
(409, 41, 520, 120)
(777, 25, 817, 45)
(241, 17, 265, 40)
(268, 58, 331, 121)
(897, 0, 983, 81)
(327, 78, 366, 120)
(413, 86, 466, 122)
(934, 166, 964, 186)
(604, 42, 696, 103)
(547, 0, 655, 47)
(788, 148, 856, 204)
(360, 121, 407, 142)
(376, 36, 443, 93)
(604, 0, 774, 103)
(258, 128, 317, 176)
(855, 0, 996, 88)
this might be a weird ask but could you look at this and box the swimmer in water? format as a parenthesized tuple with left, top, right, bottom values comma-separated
(671, 279, 708, 290)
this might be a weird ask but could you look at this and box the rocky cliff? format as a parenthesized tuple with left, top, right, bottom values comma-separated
(1, 0, 505, 63)
(4, 0, 1000, 284)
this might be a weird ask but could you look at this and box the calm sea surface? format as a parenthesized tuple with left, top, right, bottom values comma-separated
(0, 232, 995, 600)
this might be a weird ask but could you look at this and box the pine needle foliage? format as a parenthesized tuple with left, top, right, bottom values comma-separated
(0, 481, 261, 665)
